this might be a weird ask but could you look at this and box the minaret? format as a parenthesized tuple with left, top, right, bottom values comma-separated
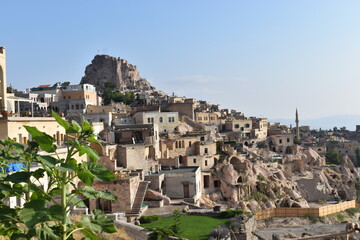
(0, 47, 7, 112)
(295, 108, 300, 140)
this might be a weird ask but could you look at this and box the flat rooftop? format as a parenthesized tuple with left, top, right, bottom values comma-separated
(147, 167, 199, 176)
(161, 166, 199, 174)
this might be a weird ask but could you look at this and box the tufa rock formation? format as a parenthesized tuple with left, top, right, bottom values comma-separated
(80, 55, 155, 92)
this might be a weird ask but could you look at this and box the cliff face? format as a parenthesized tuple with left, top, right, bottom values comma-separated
(80, 55, 154, 92)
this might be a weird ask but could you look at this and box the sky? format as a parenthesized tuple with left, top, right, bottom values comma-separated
(2, 1, 360, 120)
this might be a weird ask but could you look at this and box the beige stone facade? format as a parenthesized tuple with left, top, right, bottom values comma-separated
(134, 111, 179, 133)
(225, 119, 252, 138)
(90, 175, 141, 213)
(0, 117, 66, 145)
(161, 167, 202, 203)
(269, 134, 294, 153)
(195, 112, 220, 124)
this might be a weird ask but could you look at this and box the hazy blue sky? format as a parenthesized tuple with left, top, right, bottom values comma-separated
(2, 1, 360, 120)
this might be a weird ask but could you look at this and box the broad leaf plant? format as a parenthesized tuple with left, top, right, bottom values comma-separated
(0, 111, 117, 239)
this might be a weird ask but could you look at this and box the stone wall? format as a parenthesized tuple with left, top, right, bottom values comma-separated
(145, 173, 164, 192)
(162, 103, 195, 120)
(114, 220, 151, 240)
(255, 200, 356, 220)
(90, 175, 141, 213)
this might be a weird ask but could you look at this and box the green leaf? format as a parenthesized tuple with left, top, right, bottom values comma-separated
(75, 145, 100, 162)
(68, 196, 87, 208)
(82, 210, 116, 233)
(49, 188, 62, 196)
(0, 205, 19, 224)
(35, 224, 60, 240)
(48, 205, 65, 222)
(81, 119, 93, 132)
(10, 233, 28, 240)
(81, 228, 100, 240)
(37, 155, 60, 168)
(33, 168, 46, 180)
(77, 168, 94, 186)
(72, 120, 82, 133)
(24, 126, 57, 153)
(52, 110, 71, 131)
(55, 163, 76, 172)
(19, 200, 50, 228)
(87, 136, 99, 144)
(4, 172, 31, 184)
(80, 186, 117, 201)
(86, 162, 115, 182)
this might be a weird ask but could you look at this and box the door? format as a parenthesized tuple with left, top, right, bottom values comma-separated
(183, 184, 190, 198)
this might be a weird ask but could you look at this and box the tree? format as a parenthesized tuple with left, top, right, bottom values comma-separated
(101, 81, 135, 105)
(325, 149, 341, 165)
(355, 147, 360, 167)
(0, 111, 117, 239)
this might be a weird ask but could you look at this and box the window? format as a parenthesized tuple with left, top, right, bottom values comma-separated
(200, 137, 205, 141)
(193, 159, 196, 163)
(189, 141, 192, 147)
(205, 148, 208, 154)
(204, 117, 208, 120)
(147, 118, 151, 123)
(68, 96, 70, 99)
(245, 123, 250, 128)
(279, 139, 282, 144)
(172, 117, 175, 122)
(287, 138, 290, 143)
(151, 118, 154, 123)
(204, 175, 210, 188)
(71, 105, 74, 109)
(175, 141, 179, 148)
(198, 117, 202, 121)
(214, 180, 221, 188)
(234, 124, 240, 129)
(205, 160, 208, 166)
(159, 117, 163, 123)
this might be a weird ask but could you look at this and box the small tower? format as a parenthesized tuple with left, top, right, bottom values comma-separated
(0, 47, 7, 112)
(295, 108, 300, 141)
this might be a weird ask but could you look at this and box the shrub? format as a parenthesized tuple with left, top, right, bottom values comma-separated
(219, 209, 245, 219)
(346, 208, 360, 216)
(139, 215, 160, 224)
(209, 226, 230, 239)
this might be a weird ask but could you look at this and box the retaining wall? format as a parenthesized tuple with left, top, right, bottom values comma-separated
(256, 200, 356, 220)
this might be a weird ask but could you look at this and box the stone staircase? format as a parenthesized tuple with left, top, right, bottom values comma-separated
(127, 181, 149, 217)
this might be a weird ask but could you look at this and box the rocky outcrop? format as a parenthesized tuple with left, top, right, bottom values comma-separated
(144, 189, 171, 205)
(80, 55, 154, 92)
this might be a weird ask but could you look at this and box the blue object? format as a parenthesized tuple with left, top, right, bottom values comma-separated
(5, 163, 25, 173)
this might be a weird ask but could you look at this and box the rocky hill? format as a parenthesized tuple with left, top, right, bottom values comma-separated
(80, 55, 155, 92)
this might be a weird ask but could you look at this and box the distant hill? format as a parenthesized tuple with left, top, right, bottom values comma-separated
(270, 115, 360, 131)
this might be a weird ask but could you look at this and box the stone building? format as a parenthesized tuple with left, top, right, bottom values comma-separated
(194, 111, 221, 124)
(269, 134, 295, 154)
(134, 111, 179, 133)
(0, 116, 66, 145)
(251, 117, 268, 140)
(147, 167, 202, 204)
(51, 83, 98, 114)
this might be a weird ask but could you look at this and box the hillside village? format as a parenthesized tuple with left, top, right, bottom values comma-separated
(2, 48, 360, 239)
